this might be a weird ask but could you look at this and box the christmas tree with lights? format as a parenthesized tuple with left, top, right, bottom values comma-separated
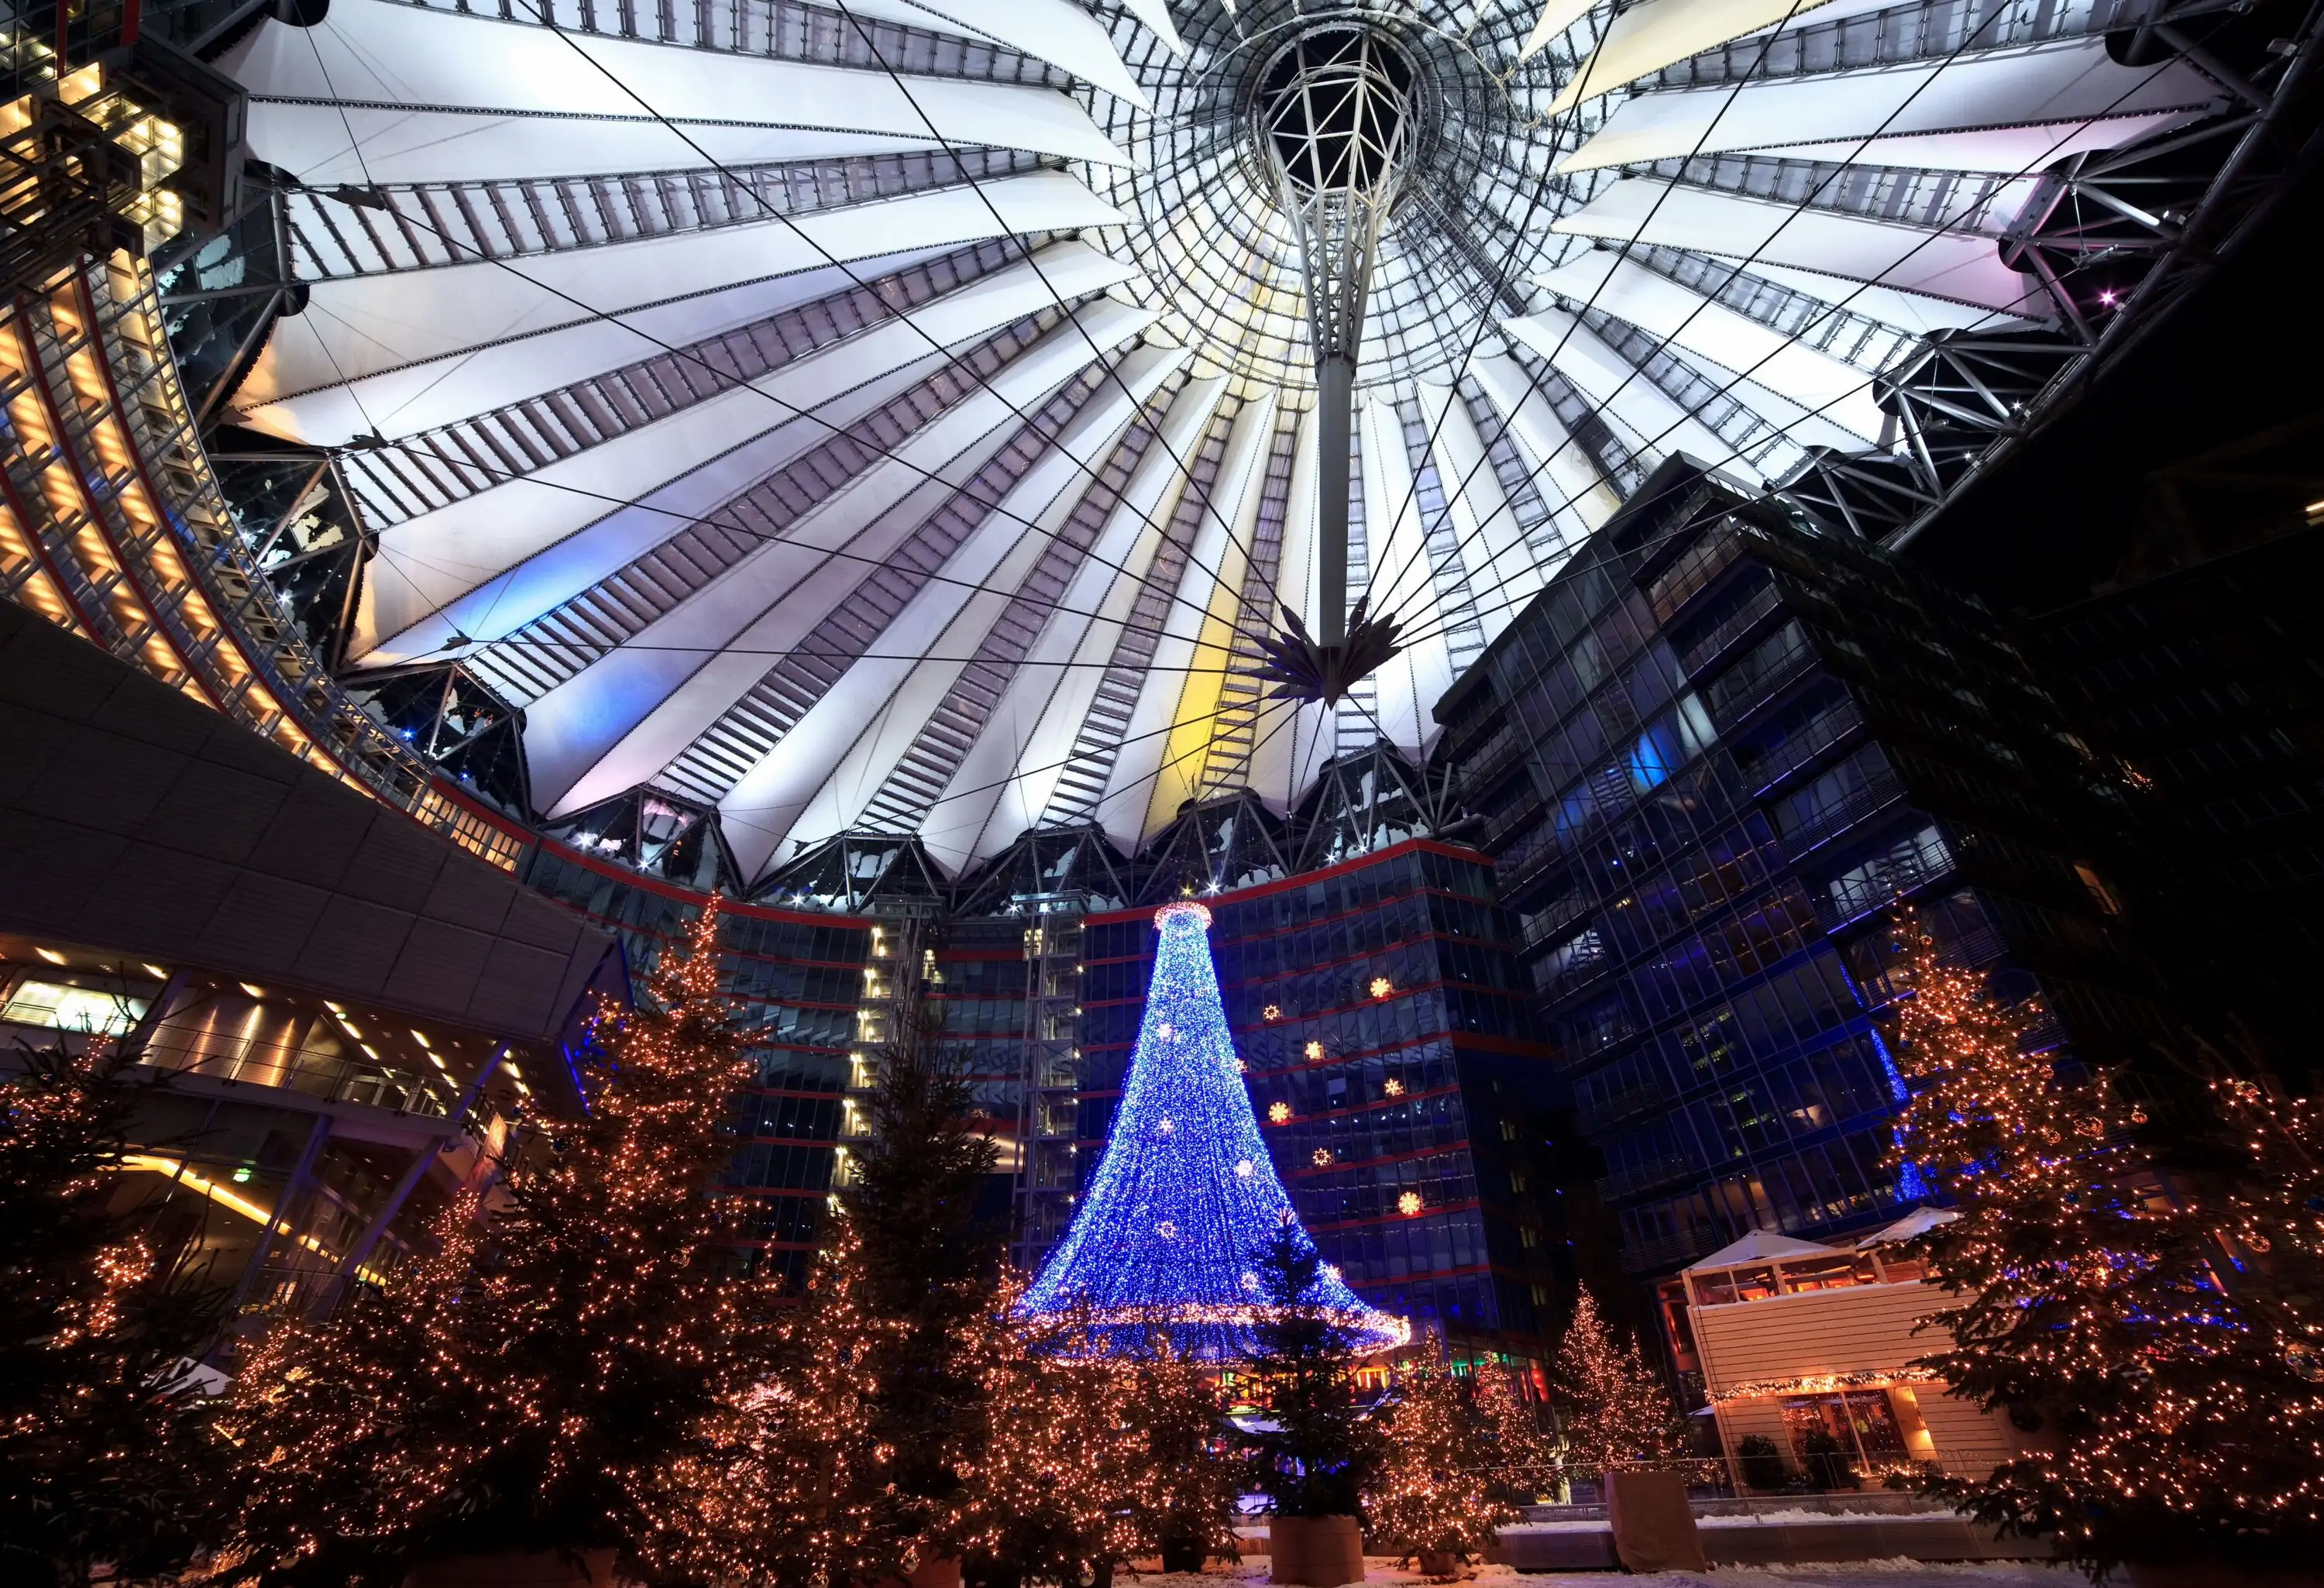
(217, 902, 792, 1588)
(1552, 1287, 1681, 1481)
(1017, 901, 1405, 1357)
(1879, 910, 2324, 1577)
(1366, 1362, 1521, 1564)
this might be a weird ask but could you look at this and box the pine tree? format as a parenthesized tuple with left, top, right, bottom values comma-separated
(1365, 1362, 1518, 1565)
(216, 902, 791, 1587)
(717, 1227, 896, 1588)
(1116, 1339, 1240, 1572)
(1879, 910, 2324, 1576)
(961, 1293, 1136, 1586)
(1551, 1288, 1679, 1484)
(727, 999, 1004, 1588)
(0, 1042, 225, 1587)
(1243, 1221, 1388, 1519)
(1470, 1362, 1556, 1507)
(826, 999, 1004, 1576)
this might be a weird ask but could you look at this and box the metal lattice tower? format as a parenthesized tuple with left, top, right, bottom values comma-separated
(1256, 24, 1416, 647)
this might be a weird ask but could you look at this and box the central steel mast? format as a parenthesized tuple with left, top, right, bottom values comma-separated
(1252, 24, 1415, 699)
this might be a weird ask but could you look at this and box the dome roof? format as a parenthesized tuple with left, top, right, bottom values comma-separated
(201, 0, 2230, 883)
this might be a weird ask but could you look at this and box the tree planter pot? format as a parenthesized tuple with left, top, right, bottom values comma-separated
(1415, 1548, 1466, 1578)
(875, 1559, 962, 1588)
(1268, 1515, 1364, 1587)
(403, 1551, 617, 1588)
(1160, 1532, 1211, 1573)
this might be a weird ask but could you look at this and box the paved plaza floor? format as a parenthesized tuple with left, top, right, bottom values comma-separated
(1127, 1559, 2078, 1587)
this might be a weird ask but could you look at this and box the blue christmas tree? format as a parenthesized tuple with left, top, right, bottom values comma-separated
(1019, 901, 1408, 1358)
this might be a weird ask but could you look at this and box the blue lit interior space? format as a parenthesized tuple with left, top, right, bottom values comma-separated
(3, 0, 2322, 1519)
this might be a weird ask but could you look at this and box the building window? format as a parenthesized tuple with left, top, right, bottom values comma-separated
(2, 980, 146, 1036)
(2075, 862, 2124, 915)
(1780, 1390, 1909, 1483)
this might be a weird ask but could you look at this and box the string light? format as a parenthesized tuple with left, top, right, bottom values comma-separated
(1880, 904, 2324, 1576)
(1367, 1361, 1528, 1559)
(217, 901, 794, 1585)
(1556, 1288, 1683, 1476)
(1708, 1368, 1944, 1404)
(1017, 902, 1407, 1356)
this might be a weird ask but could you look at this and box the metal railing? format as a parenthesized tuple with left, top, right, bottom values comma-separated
(1778, 771, 1908, 860)
(136, 1027, 456, 1118)
(1677, 582, 1784, 679)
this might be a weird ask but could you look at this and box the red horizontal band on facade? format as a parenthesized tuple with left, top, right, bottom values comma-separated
(1085, 891, 1509, 974)
(1081, 837, 1494, 926)
(534, 834, 878, 930)
(1305, 1196, 1485, 1235)
(1083, 1019, 1552, 1068)
(1291, 1139, 1478, 1178)
(1265, 1081, 1463, 1122)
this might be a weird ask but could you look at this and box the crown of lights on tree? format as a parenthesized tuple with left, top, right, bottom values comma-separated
(1017, 900, 1408, 1357)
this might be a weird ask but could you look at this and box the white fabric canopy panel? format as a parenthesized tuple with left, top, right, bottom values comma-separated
(1561, 43, 2216, 172)
(192, 0, 2241, 881)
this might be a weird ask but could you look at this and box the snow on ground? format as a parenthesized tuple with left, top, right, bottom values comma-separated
(1116, 1560, 2078, 1588)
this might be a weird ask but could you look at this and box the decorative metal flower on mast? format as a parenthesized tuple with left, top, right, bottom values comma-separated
(1251, 22, 1418, 707)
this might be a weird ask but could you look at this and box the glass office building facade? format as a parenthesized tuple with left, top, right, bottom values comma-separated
(1435, 462, 2168, 1282)
(2038, 525, 2324, 1078)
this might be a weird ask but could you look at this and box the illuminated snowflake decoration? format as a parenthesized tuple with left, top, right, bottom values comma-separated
(1370, 977, 1394, 999)
(1312, 1148, 1334, 1167)
(1397, 1191, 1423, 1215)
(1269, 1102, 1293, 1124)
(1384, 1078, 1405, 1098)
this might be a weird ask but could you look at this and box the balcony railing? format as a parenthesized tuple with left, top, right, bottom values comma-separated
(1577, 1081, 1665, 1136)
(1648, 520, 1748, 623)
(1779, 771, 1907, 860)
(1710, 631, 1818, 731)
(1742, 695, 1865, 796)
(1677, 581, 1783, 679)
(1521, 889, 1593, 951)
(136, 1027, 456, 1118)
(1598, 1152, 1701, 1205)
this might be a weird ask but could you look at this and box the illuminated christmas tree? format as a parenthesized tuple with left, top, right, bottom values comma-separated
(1879, 910, 2324, 1578)
(1472, 1360, 1557, 1506)
(1551, 1288, 1680, 1481)
(1018, 901, 1405, 1356)
(218, 902, 792, 1588)
(1366, 1362, 1519, 1564)
(1, 1042, 224, 1586)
